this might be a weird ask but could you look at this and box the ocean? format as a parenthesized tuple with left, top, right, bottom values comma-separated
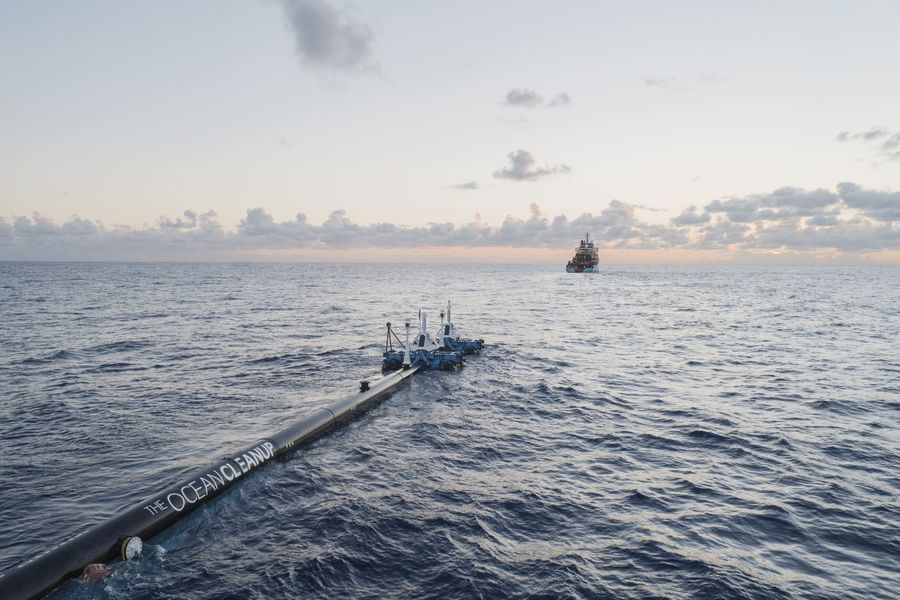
(0, 262, 898, 599)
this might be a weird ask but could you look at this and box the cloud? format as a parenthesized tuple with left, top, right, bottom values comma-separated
(695, 219, 751, 248)
(198, 210, 220, 230)
(276, 0, 375, 72)
(159, 210, 198, 229)
(0, 200, 686, 258)
(703, 187, 839, 223)
(505, 88, 543, 108)
(13, 213, 65, 236)
(492, 150, 571, 182)
(504, 88, 572, 108)
(749, 219, 898, 252)
(548, 93, 572, 107)
(678, 184, 899, 251)
(2, 184, 898, 260)
(450, 181, 479, 191)
(672, 206, 711, 225)
(239, 208, 317, 240)
(61, 216, 100, 235)
(836, 127, 900, 161)
(643, 76, 680, 89)
(836, 128, 890, 142)
(807, 214, 839, 227)
(837, 182, 900, 222)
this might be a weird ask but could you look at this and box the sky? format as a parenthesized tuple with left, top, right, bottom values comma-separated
(1, 0, 899, 263)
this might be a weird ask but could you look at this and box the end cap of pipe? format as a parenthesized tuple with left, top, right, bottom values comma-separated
(120, 536, 143, 561)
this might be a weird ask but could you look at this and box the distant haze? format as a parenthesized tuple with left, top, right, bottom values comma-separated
(1, 1, 899, 263)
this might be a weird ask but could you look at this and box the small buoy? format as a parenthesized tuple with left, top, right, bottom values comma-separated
(120, 536, 143, 561)
(82, 563, 108, 581)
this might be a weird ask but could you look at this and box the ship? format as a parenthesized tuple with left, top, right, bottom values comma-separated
(566, 233, 600, 273)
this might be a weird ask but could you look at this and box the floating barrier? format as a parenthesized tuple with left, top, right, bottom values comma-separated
(0, 366, 422, 600)
(1, 302, 484, 599)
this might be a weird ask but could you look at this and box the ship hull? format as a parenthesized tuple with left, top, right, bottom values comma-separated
(566, 266, 596, 273)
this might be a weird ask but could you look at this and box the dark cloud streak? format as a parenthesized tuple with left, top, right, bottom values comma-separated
(277, 0, 375, 72)
(504, 88, 572, 108)
(505, 88, 543, 108)
(492, 150, 571, 182)
(836, 127, 900, 161)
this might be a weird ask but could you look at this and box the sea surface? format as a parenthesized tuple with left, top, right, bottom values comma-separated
(0, 262, 898, 599)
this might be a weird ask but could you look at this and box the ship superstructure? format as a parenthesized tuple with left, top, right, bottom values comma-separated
(566, 233, 600, 273)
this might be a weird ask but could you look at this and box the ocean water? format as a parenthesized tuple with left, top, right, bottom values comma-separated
(0, 262, 898, 600)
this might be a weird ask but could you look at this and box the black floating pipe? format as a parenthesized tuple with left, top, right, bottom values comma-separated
(0, 365, 422, 600)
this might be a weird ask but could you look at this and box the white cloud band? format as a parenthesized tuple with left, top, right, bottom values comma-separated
(2, 183, 898, 260)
